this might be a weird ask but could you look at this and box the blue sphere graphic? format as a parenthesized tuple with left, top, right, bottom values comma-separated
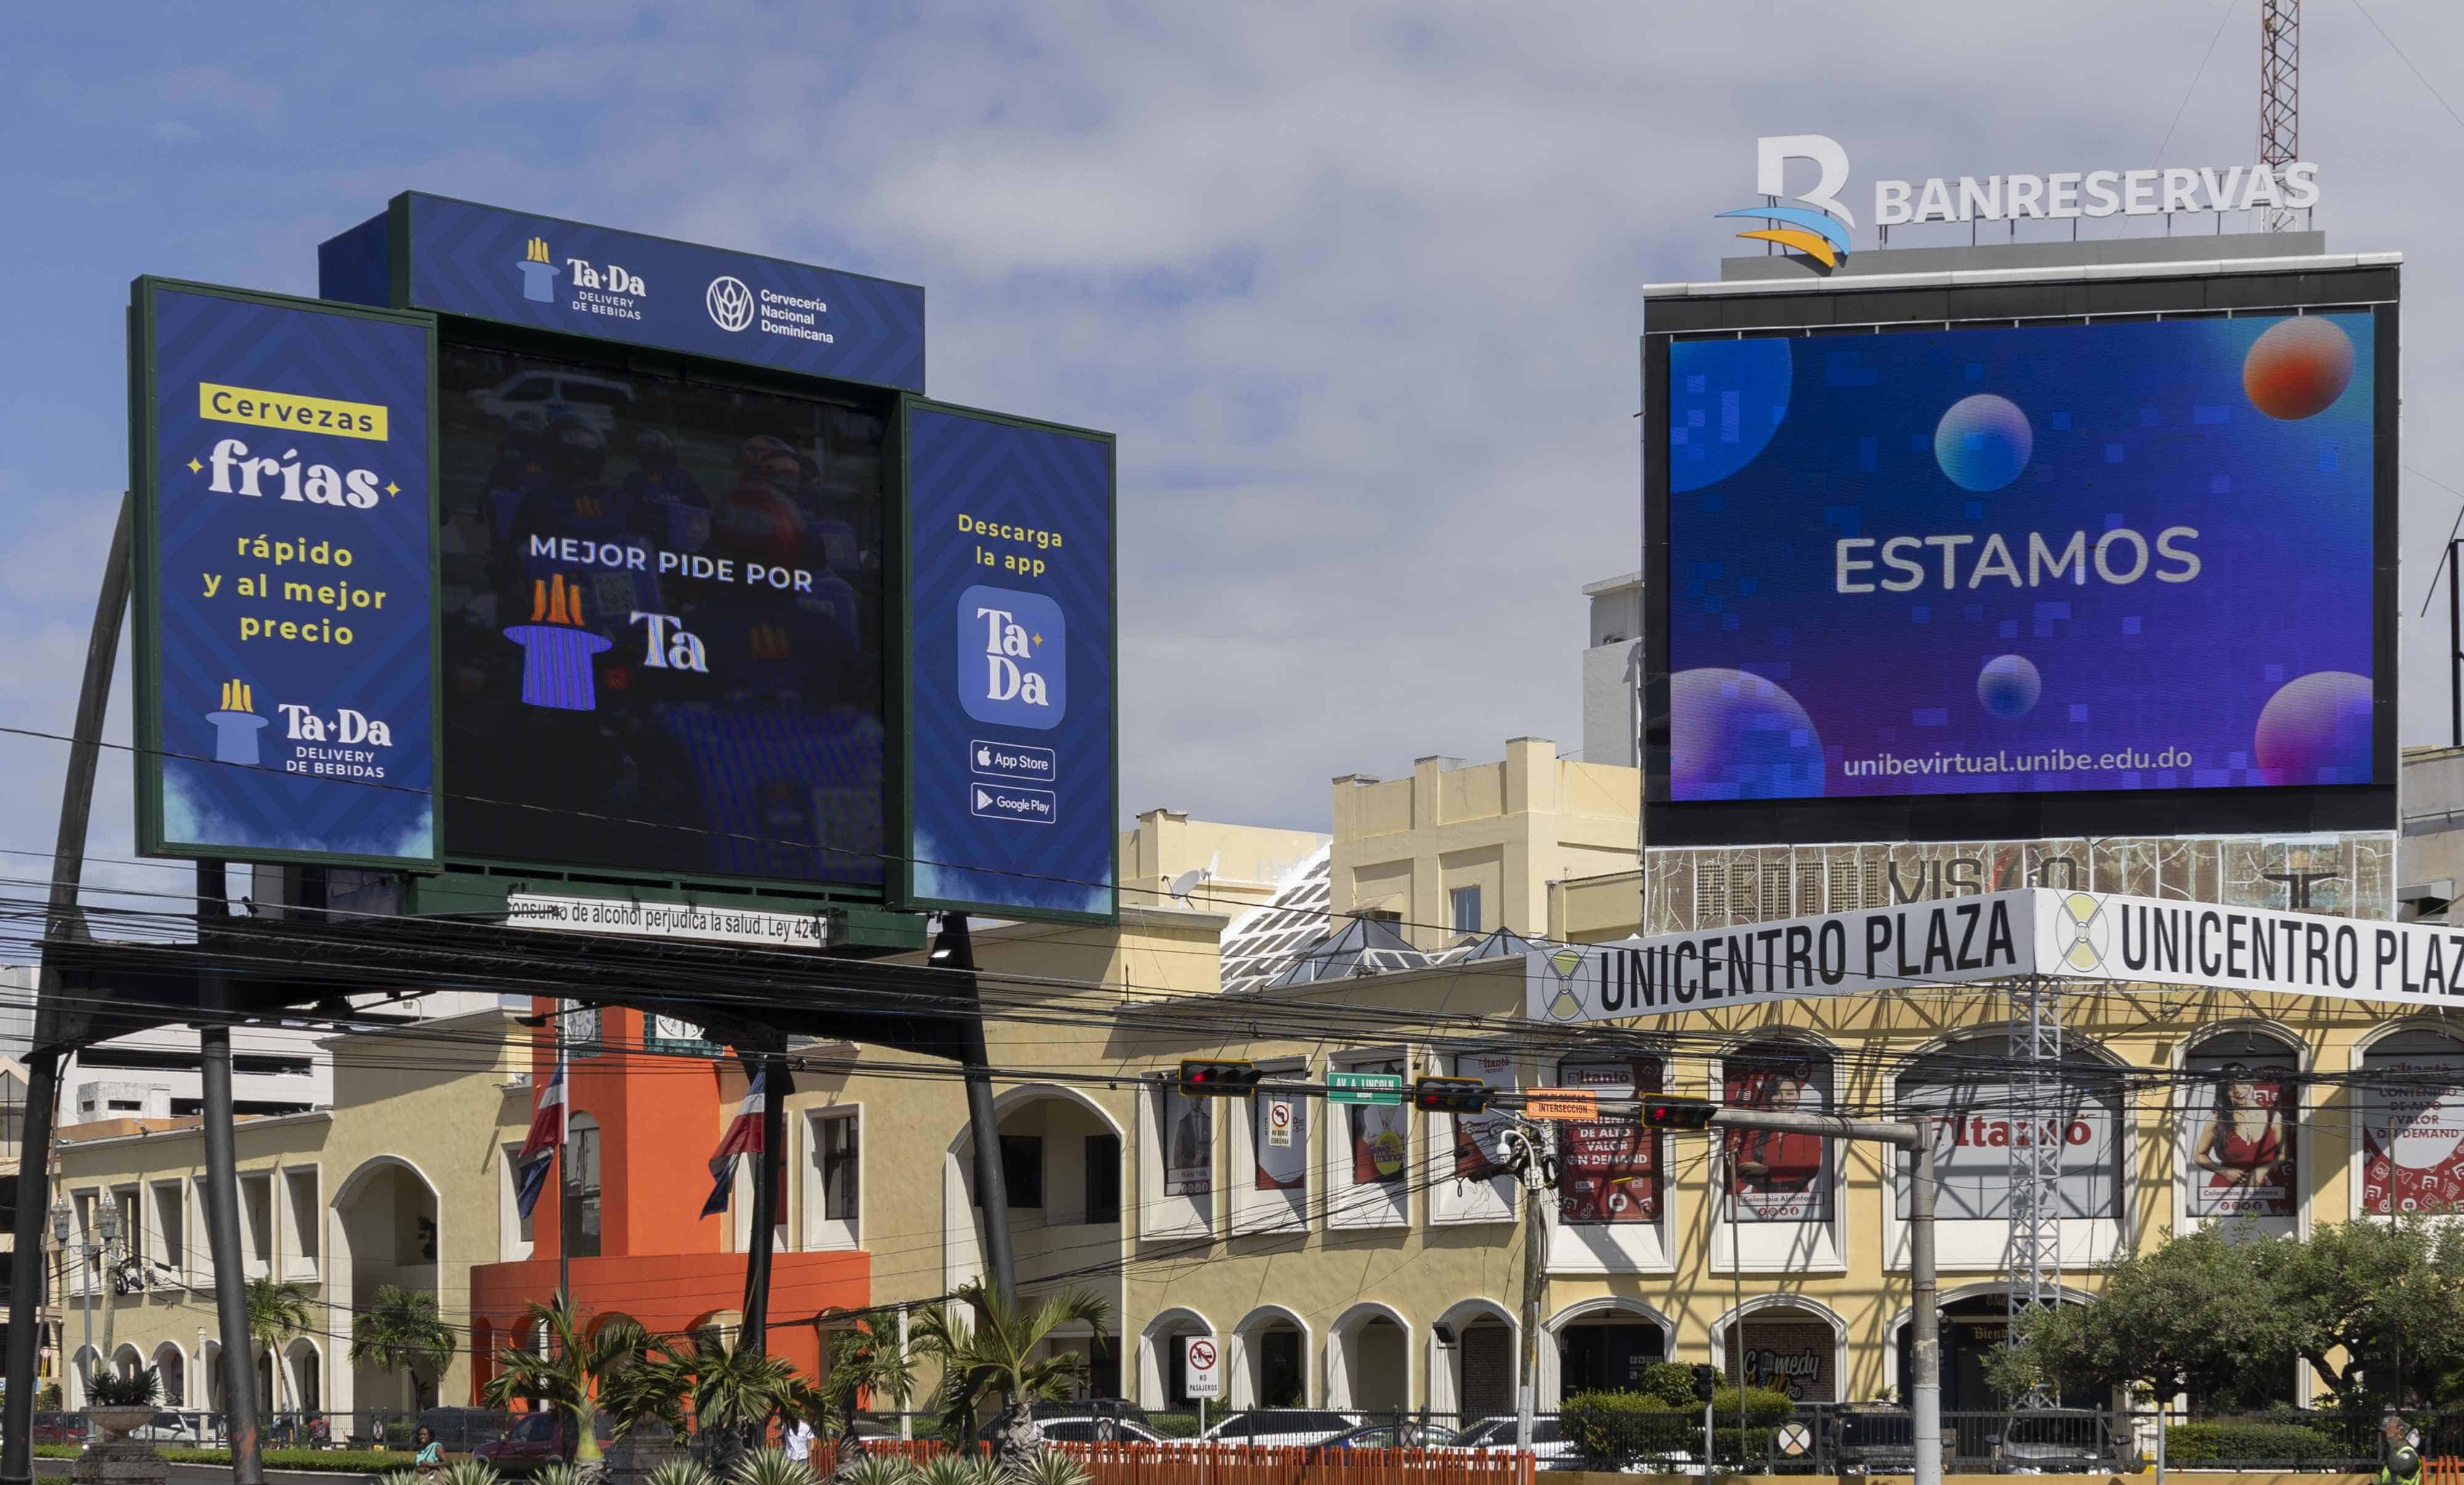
(1977, 654, 2042, 718)
(1669, 668, 1825, 800)
(1934, 394, 2033, 492)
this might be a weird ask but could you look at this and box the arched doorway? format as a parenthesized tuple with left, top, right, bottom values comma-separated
(1137, 1308, 1212, 1410)
(1891, 1285, 2094, 1415)
(331, 1156, 444, 1416)
(1429, 1299, 1515, 1422)
(67, 1346, 99, 1409)
(153, 1342, 186, 1407)
(287, 1338, 323, 1414)
(1713, 1297, 1844, 1402)
(113, 1345, 142, 1380)
(1231, 1306, 1308, 1408)
(1546, 1299, 1670, 1402)
(1327, 1303, 1409, 1412)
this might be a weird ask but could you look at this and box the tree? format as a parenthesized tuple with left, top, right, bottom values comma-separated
(817, 1320, 914, 1481)
(481, 1299, 654, 1485)
(248, 1277, 317, 1417)
(910, 1283, 1109, 1473)
(598, 1326, 824, 1476)
(349, 1284, 458, 1415)
(1990, 1219, 2464, 1410)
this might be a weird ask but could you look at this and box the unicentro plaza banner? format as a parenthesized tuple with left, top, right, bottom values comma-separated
(1665, 312, 2375, 803)
(133, 280, 439, 866)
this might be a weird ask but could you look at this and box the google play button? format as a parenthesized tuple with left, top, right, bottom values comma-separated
(970, 783, 1057, 824)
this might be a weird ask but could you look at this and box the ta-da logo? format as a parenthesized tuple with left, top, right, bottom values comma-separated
(958, 585, 1066, 730)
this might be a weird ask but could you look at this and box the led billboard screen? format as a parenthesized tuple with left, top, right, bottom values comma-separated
(1648, 281, 2395, 845)
(435, 344, 888, 885)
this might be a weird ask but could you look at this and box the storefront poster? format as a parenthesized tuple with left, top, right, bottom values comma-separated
(1723, 1057, 1833, 1223)
(1452, 1051, 1518, 1181)
(2184, 1049, 2297, 1217)
(1164, 1091, 1213, 1198)
(2362, 1051, 2464, 1214)
(1557, 1057, 1664, 1224)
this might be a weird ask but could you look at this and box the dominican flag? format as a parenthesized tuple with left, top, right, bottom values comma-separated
(701, 1068, 766, 1218)
(513, 1051, 567, 1221)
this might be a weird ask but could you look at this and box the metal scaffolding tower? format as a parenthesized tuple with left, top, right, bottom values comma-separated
(2259, 0, 2301, 232)
(2005, 974, 2064, 1403)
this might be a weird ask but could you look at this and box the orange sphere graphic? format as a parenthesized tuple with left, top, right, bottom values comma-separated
(2242, 315, 2354, 420)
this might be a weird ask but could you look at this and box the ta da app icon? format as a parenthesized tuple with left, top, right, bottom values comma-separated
(960, 585, 1066, 730)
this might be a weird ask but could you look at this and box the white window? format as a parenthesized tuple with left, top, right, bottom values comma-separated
(1450, 885, 1483, 936)
(112, 1188, 143, 1272)
(151, 1182, 185, 1285)
(805, 1110, 861, 1251)
(1326, 1052, 1411, 1230)
(240, 1172, 274, 1277)
(282, 1170, 320, 1280)
(498, 1142, 536, 1262)
(1233, 1061, 1308, 1235)
(187, 1177, 215, 1287)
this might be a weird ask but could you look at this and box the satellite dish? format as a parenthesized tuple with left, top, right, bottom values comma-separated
(1166, 868, 1207, 904)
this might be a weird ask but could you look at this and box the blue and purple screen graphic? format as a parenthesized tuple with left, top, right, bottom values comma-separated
(1666, 312, 2375, 802)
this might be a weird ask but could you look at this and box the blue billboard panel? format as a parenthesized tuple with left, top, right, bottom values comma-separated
(132, 280, 440, 866)
(902, 403, 1116, 922)
(1666, 311, 2377, 803)
(320, 193, 925, 393)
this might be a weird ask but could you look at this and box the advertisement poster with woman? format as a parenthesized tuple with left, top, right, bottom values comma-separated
(1723, 1056, 1832, 1223)
(2361, 1040, 2464, 1214)
(1348, 1057, 1409, 1186)
(1557, 1057, 1664, 1224)
(2184, 1048, 2296, 1218)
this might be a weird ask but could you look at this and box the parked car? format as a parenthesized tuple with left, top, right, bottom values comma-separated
(1031, 1417, 1170, 1445)
(1446, 1415, 1582, 1470)
(127, 1412, 208, 1446)
(417, 1406, 512, 1455)
(1994, 1411, 2123, 1474)
(978, 1400, 1157, 1441)
(1315, 1421, 1456, 1452)
(1198, 1410, 1362, 1448)
(472, 1410, 612, 1473)
(466, 371, 636, 434)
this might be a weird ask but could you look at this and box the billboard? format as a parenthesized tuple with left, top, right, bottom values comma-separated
(1722, 1053, 1833, 1222)
(433, 344, 887, 886)
(901, 402, 1118, 921)
(2361, 1040, 2464, 1214)
(1897, 1052, 2123, 1221)
(322, 193, 925, 393)
(1645, 274, 2396, 846)
(1555, 1056, 1664, 1224)
(131, 280, 440, 868)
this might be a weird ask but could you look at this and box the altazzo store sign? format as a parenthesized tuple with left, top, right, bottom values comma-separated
(1529, 889, 2464, 1024)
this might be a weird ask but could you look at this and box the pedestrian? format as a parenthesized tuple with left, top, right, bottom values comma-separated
(2380, 1444, 2423, 1485)
(412, 1425, 444, 1485)
(785, 1416, 816, 1465)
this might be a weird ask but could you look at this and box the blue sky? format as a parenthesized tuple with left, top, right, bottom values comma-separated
(5, 1, 2463, 908)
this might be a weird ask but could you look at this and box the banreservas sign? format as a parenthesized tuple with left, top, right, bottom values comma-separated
(1528, 889, 2464, 1023)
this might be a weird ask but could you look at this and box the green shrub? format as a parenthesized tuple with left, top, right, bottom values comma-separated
(1559, 1386, 1797, 1469)
(1636, 1362, 1701, 1408)
(156, 1448, 416, 1471)
(2165, 1422, 2345, 1464)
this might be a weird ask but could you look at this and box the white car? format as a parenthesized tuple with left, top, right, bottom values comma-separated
(466, 370, 635, 434)
(1034, 1417, 1170, 1445)
(1197, 1410, 1364, 1449)
(1447, 1415, 1582, 1469)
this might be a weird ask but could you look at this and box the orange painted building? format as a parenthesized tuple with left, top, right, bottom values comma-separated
(468, 1003, 869, 1394)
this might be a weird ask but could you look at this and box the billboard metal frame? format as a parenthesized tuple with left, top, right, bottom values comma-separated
(1641, 262, 2401, 847)
(128, 276, 447, 871)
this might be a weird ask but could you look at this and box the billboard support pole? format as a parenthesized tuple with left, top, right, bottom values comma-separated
(942, 915, 1019, 1304)
(2005, 976, 2063, 1406)
(2449, 539, 2461, 749)
(198, 860, 264, 1485)
(4, 493, 131, 1485)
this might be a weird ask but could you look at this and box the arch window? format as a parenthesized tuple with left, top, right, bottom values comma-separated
(1554, 1052, 1664, 1225)
(1898, 1033, 2125, 1221)
(2184, 1030, 2301, 1219)
(2360, 1030, 2464, 1214)
(1721, 1042, 1834, 1223)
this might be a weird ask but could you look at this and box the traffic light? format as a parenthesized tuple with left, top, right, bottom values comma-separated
(1178, 1059, 1265, 1097)
(1412, 1076, 1494, 1115)
(1691, 1363, 1718, 1404)
(1641, 1095, 1719, 1131)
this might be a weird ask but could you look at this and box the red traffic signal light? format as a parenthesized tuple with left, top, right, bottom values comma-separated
(1412, 1076, 1494, 1115)
(1178, 1059, 1265, 1097)
(1642, 1095, 1719, 1131)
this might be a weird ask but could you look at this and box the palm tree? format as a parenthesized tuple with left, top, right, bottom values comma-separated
(247, 1277, 316, 1418)
(597, 1327, 824, 1476)
(910, 1283, 1110, 1471)
(480, 1298, 653, 1485)
(818, 1319, 914, 1478)
(348, 1284, 456, 1416)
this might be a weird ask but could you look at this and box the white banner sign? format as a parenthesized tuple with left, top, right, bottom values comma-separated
(508, 892, 835, 950)
(1528, 889, 2464, 1023)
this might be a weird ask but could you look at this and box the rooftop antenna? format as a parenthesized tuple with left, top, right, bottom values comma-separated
(1166, 853, 1218, 905)
(2259, 0, 2301, 232)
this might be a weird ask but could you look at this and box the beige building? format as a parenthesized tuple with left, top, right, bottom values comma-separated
(44, 1007, 521, 1423)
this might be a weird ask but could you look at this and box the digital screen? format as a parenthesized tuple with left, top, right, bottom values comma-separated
(436, 345, 886, 884)
(1664, 311, 2377, 805)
